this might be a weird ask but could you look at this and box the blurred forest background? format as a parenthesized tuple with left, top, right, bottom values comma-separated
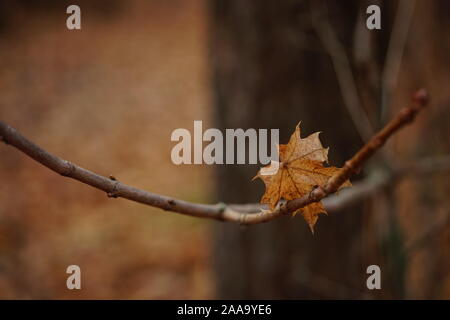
(0, 0, 449, 299)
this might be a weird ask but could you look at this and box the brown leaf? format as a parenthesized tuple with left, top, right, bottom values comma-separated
(294, 202, 327, 234)
(254, 123, 351, 232)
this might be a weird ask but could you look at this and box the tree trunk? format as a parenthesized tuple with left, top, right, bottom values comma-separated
(209, 0, 374, 298)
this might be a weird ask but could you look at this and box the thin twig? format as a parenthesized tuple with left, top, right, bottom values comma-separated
(311, 2, 375, 142)
(406, 211, 450, 255)
(381, 0, 417, 123)
(231, 169, 390, 213)
(231, 153, 450, 214)
(403, 155, 450, 175)
(0, 90, 429, 225)
(295, 265, 372, 299)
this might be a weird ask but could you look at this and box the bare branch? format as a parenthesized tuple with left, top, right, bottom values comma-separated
(402, 155, 450, 175)
(311, 2, 375, 142)
(381, 0, 417, 122)
(232, 152, 450, 214)
(231, 169, 390, 213)
(0, 90, 429, 225)
(406, 211, 450, 255)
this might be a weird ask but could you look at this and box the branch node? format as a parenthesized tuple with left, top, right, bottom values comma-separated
(107, 180, 120, 198)
(0, 135, 8, 145)
(372, 137, 384, 149)
(239, 213, 246, 225)
(60, 161, 76, 177)
(309, 187, 325, 203)
(276, 199, 288, 215)
(344, 160, 361, 174)
(216, 202, 227, 213)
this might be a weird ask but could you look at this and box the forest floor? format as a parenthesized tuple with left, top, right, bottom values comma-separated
(0, 0, 215, 298)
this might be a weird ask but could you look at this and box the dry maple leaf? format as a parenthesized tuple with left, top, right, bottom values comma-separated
(254, 123, 351, 233)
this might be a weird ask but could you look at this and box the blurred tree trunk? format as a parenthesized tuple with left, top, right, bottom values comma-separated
(209, 0, 373, 299)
